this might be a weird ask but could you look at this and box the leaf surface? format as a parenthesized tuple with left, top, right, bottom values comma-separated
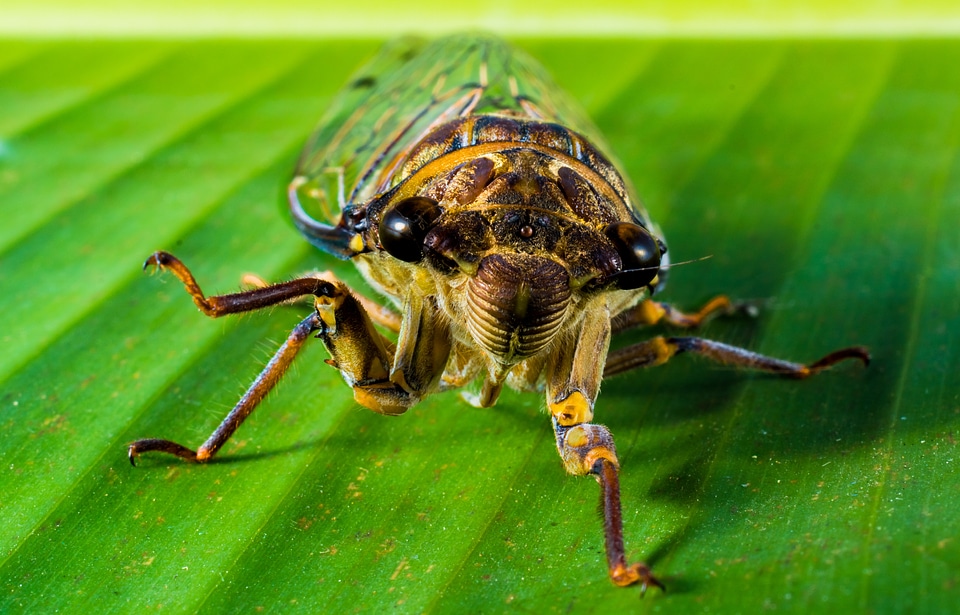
(1, 38, 957, 614)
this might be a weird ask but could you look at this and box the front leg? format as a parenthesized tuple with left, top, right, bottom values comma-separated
(553, 418, 664, 592)
(312, 284, 450, 416)
(544, 300, 662, 591)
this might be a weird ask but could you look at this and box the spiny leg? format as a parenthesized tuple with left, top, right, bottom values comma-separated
(144, 251, 338, 317)
(553, 418, 664, 592)
(613, 297, 758, 334)
(604, 336, 870, 378)
(131, 251, 412, 464)
(242, 269, 402, 333)
(129, 312, 322, 464)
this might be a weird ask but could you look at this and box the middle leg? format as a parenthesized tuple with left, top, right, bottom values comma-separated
(613, 297, 758, 334)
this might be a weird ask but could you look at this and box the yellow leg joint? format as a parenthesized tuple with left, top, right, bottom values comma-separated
(348, 234, 366, 254)
(314, 292, 344, 332)
(353, 385, 408, 416)
(648, 336, 677, 367)
(564, 425, 590, 448)
(556, 422, 620, 475)
(636, 300, 667, 326)
(584, 446, 619, 471)
(550, 391, 594, 427)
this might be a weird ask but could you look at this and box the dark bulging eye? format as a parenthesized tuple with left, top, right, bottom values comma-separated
(604, 222, 662, 289)
(378, 196, 442, 262)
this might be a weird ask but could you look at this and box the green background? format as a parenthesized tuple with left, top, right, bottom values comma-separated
(2, 1, 960, 35)
(1, 4, 959, 614)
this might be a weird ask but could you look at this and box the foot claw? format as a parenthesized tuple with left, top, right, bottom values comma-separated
(127, 438, 199, 465)
(143, 250, 179, 273)
(807, 345, 871, 374)
(611, 562, 664, 594)
(143, 251, 163, 271)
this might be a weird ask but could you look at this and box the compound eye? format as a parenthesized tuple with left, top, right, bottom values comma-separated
(378, 196, 442, 262)
(604, 222, 662, 289)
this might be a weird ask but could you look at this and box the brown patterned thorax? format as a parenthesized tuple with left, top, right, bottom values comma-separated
(381, 115, 634, 218)
(362, 115, 652, 367)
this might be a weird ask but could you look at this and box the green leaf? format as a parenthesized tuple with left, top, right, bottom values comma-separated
(1, 38, 958, 613)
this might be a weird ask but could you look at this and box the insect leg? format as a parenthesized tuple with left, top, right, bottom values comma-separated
(546, 307, 611, 426)
(144, 251, 339, 317)
(612, 297, 757, 334)
(288, 176, 365, 258)
(553, 417, 664, 592)
(604, 336, 870, 378)
(314, 288, 451, 417)
(129, 312, 322, 464)
(242, 270, 402, 333)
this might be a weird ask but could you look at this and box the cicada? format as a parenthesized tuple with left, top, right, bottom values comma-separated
(129, 36, 868, 591)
